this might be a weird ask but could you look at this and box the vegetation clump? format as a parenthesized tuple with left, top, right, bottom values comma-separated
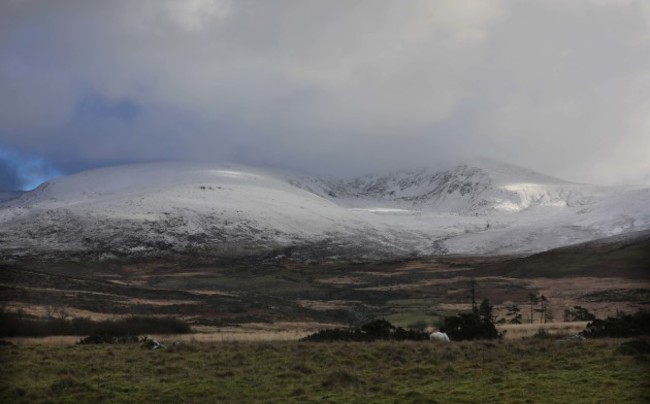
(0, 310, 191, 337)
(303, 319, 429, 342)
(78, 335, 145, 345)
(441, 312, 499, 341)
(441, 298, 500, 341)
(312, 284, 504, 343)
(564, 305, 596, 322)
(581, 311, 650, 338)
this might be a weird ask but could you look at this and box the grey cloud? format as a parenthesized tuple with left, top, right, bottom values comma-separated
(0, 0, 649, 184)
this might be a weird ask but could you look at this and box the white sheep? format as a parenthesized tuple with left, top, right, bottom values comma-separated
(429, 331, 450, 342)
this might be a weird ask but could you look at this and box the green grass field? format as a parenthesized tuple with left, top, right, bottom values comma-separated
(2, 338, 648, 403)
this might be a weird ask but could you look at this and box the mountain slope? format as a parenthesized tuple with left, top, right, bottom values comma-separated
(478, 229, 650, 279)
(0, 161, 648, 260)
(0, 163, 388, 258)
(291, 160, 596, 213)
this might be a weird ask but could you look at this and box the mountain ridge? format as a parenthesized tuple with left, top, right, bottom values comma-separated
(1, 160, 648, 261)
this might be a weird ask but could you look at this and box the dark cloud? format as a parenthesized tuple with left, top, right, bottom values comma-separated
(1, 0, 649, 185)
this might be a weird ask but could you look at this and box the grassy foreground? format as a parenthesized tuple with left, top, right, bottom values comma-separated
(1, 338, 649, 403)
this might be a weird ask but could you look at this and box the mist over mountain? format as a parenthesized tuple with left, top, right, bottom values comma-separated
(0, 160, 648, 262)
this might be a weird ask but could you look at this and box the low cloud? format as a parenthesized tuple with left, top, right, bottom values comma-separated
(1, 0, 649, 188)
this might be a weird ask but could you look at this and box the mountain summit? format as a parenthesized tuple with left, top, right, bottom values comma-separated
(291, 159, 579, 214)
(1, 161, 648, 261)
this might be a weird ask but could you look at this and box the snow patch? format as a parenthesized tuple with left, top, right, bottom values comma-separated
(351, 208, 412, 214)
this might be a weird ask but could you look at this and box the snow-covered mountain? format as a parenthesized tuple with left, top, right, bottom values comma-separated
(1, 161, 648, 260)
(290, 160, 585, 214)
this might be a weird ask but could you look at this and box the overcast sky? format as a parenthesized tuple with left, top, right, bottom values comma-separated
(1, 0, 649, 190)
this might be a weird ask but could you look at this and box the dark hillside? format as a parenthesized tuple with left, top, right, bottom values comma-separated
(478, 230, 650, 279)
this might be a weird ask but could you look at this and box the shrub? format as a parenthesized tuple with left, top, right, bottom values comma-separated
(361, 319, 395, 339)
(303, 319, 429, 342)
(441, 312, 499, 341)
(0, 311, 191, 337)
(581, 311, 650, 339)
(77, 335, 144, 345)
(564, 306, 596, 322)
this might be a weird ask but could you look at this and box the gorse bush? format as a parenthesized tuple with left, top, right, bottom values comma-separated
(0, 311, 191, 337)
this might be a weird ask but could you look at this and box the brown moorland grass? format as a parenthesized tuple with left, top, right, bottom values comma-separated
(497, 322, 590, 339)
(1, 338, 648, 403)
(4, 253, 647, 330)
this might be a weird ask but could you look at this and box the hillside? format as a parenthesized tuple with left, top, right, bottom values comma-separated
(290, 159, 580, 214)
(0, 161, 648, 261)
(477, 229, 650, 280)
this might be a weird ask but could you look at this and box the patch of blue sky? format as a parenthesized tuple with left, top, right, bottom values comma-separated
(0, 146, 63, 191)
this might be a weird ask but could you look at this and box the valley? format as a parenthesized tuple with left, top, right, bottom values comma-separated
(3, 230, 648, 336)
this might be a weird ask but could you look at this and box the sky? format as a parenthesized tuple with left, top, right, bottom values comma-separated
(1, 0, 650, 191)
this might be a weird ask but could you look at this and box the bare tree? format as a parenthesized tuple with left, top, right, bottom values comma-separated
(470, 278, 478, 315)
(506, 304, 522, 324)
(539, 295, 552, 323)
